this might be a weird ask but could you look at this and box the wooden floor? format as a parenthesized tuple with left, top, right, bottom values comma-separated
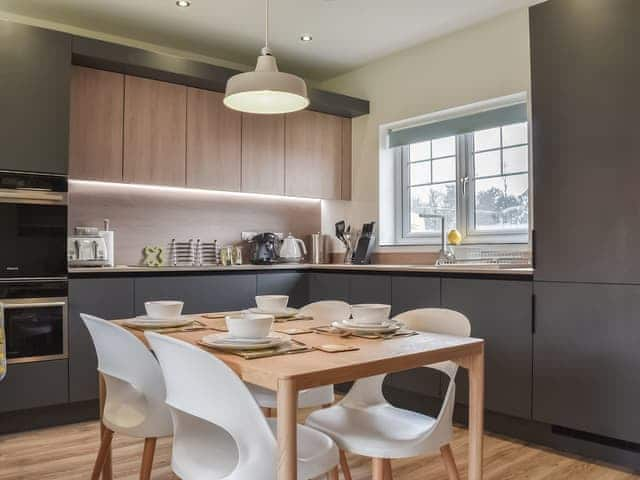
(1, 417, 638, 480)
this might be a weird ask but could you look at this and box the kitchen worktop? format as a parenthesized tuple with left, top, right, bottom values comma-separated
(68, 263, 533, 277)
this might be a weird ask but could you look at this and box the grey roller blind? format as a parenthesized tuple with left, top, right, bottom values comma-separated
(388, 103, 527, 148)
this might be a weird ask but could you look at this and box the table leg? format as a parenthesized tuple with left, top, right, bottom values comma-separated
(99, 374, 113, 480)
(467, 346, 485, 480)
(277, 378, 298, 480)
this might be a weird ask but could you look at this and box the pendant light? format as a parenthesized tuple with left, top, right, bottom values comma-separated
(224, 0, 309, 114)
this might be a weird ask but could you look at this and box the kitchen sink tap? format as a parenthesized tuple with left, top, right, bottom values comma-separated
(420, 214, 456, 265)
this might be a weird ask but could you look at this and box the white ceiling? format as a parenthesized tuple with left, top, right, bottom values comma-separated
(0, 0, 543, 80)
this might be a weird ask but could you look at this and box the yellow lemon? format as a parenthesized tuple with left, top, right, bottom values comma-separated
(447, 229, 462, 245)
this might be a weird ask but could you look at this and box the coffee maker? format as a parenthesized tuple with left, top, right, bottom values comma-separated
(249, 232, 281, 265)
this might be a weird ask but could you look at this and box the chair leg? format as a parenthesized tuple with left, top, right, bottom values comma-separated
(372, 458, 386, 480)
(140, 437, 157, 480)
(326, 466, 339, 480)
(339, 450, 353, 480)
(383, 459, 393, 480)
(91, 427, 113, 480)
(440, 444, 460, 480)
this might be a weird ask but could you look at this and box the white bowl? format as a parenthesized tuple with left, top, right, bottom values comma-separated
(255, 295, 289, 313)
(144, 301, 184, 320)
(226, 313, 274, 339)
(350, 304, 391, 325)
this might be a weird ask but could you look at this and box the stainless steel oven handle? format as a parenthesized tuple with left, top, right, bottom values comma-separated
(0, 189, 67, 205)
(1, 301, 67, 309)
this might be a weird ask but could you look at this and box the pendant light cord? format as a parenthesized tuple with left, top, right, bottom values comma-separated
(264, 0, 270, 52)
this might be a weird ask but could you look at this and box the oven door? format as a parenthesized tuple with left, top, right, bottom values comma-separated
(1, 297, 68, 364)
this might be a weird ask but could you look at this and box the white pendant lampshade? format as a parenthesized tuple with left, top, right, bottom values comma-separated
(224, 0, 309, 115)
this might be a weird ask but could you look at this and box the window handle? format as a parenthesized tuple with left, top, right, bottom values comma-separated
(460, 176, 470, 196)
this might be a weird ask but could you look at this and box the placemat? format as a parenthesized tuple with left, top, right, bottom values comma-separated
(197, 340, 313, 359)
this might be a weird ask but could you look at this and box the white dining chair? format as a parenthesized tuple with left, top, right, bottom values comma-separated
(81, 314, 173, 480)
(247, 301, 349, 415)
(145, 331, 340, 480)
(305, 308, 471, 480)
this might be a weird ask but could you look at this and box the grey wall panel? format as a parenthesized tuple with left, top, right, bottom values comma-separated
(309, 273, 350, 303)
(348, 274, 391, 305)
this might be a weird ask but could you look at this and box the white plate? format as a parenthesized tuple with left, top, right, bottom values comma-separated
(331, 320, 403, 333)
(200, 333, 287, 351)
(127, 316, 193, 328)
(342, 318, 395, 329)
(247, 307, 299, 318)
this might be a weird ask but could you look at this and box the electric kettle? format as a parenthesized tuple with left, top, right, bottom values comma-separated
(279, 233, 307, 263)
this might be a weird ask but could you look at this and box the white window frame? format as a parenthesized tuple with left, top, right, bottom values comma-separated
(384, 92, 530, 247)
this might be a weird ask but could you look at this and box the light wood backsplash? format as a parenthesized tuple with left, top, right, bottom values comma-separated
(69, 181, 321, 266)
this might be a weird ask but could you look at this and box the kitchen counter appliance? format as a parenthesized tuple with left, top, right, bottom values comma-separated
(249, 232, 281, 265)
(67, 226, 109, 267)
(279, 233, 307, 263)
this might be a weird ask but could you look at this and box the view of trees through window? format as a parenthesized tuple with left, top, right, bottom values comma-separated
(404, 121, 529, 241)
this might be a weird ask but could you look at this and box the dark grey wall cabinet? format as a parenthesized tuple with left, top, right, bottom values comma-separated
(348, 274, 391, 305)
(387, 275, 443, 398)
(68, 278, 135, 402)
(442, 278, 532, 419)
(0, 360, 68, 413)
(134, 274, 257, 314)
(530, 0, 640, 283)
(256, 272, 309, 308)
(0, 23, 71, 174)
(309, 272, 350, 302)
(533, 282, 640, 443)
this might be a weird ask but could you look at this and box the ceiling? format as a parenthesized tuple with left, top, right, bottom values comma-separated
(0, 0, 543, 80)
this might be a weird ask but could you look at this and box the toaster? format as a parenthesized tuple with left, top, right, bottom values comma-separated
(68, 227, 109, 267)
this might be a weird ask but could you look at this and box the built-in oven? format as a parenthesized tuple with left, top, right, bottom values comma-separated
(0, 171, 67, 279)
(0, 280, 68, 364)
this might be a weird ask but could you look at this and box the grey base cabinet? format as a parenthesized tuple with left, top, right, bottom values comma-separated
(257, 272, 308, 308)
(442, 278, 533, 420)
(68, 278, 135, 402)
(387, 275, 443, 398)
(309, 272, 350, 302)
(134, 274, 257, 314)
(0, 23, 70, 174)
(533, 282, 640, 444)
(0, 360, 68, 413)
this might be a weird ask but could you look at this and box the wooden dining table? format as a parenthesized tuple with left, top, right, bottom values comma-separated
(103, 313, 485, 480)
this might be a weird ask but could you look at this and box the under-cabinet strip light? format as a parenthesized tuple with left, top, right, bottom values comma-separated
(68, 179, 322, 204)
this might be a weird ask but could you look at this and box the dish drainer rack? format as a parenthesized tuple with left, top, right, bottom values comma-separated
(170, 239, 220, 266)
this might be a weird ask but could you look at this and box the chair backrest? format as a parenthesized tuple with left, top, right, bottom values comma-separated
(81, 314, 172, 437)
(393, 308, 471, 379)
(146, 332, 277, 479)
(300, 300, 350, 322)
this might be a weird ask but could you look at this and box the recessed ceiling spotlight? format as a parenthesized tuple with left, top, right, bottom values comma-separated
(176, 0, 191, 7)
(300, 33, 313, 43)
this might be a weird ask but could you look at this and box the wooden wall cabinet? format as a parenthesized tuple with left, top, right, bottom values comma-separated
(69, 66, 124, 181)
(123, 75, 187, 186)
(241, 113, 286, 195)
(186, 88, 242, 191)
(285, 110, 344, 199)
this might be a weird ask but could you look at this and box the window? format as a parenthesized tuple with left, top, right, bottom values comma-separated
(389, 97, 530, 245)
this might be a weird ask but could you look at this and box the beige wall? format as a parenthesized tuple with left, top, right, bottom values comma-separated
(319, 9, 532, 253)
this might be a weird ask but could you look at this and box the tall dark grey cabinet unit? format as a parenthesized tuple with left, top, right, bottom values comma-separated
(0, 22, 71, 174)
(530, 0, 640, 444)
(531, 0, 640, 284)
